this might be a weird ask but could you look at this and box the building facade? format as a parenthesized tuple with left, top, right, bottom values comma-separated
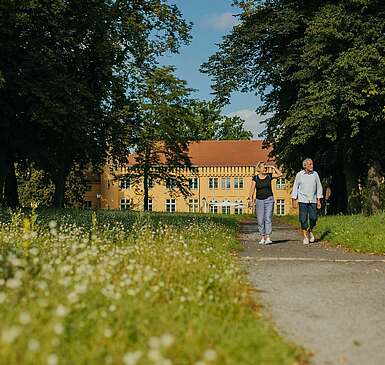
(85, 140, 296, 215)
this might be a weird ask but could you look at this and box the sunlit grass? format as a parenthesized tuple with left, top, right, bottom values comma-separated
(279, 213, 385, 254)
(0, 209, 306, 365)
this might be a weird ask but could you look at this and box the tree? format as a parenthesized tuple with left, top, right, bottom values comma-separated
(115, 66, 195, 211)
(189, 100, 252, 140)
(0, 0, 191, 208)
(202, 0, 385, 213)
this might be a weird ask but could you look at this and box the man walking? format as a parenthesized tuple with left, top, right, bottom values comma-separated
(291, 158, 323, 245)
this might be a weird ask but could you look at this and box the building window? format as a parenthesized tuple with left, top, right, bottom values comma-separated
(120, 177, 130, 189)
(189, 177, 199, 189)
(188, 199, 199, 213)
(120, 198, 131, 210)
(221, 201, 231, 214)
(221, 177, 231, 190)
(209, 200, 218, 214)
(84, 201, 92, 209)
(234, 200, 243, 215)
(276, 178, 286, 190)
(148, 199, 153, 212)
(85, 184, 92, 192)
(165, 199, 176, 212)
(276, 199, 285, 215)
(166, 179, 176, 190)
(234, 177, 244, 189)
(208, 177, 218, 189)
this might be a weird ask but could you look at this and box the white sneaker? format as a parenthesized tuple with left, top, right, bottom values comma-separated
(303, 237, 310, 245)
(265, 238, 272, 245)
(258, 238, 266, 245)
(309, 232, 315, 243)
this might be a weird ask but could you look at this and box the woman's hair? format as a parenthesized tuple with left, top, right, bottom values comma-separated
(255, 161, 266, 173)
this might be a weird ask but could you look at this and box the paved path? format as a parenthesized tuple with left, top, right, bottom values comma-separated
(239, 219, 385, 365)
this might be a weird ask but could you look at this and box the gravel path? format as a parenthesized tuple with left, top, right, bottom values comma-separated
(239, 219, 385, 365)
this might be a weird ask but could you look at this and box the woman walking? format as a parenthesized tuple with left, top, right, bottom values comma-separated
(248, 162, 283, 244)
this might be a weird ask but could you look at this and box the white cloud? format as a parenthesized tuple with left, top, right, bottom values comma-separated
(227, 109, 274, 138)
(204, 12, 240, 31)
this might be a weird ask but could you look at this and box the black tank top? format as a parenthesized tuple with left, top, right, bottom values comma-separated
(253, 173, 273, 200)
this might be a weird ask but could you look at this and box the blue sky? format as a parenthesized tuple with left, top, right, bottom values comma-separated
(160, 0, 271, 138)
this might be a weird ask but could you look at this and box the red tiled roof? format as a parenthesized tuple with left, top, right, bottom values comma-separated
(188, 140, 271, 166)
(127, 140, 272, 167)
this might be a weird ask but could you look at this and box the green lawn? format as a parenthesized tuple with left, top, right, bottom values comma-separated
(279, 213, 385, 254)
(0, 209, 307, 365)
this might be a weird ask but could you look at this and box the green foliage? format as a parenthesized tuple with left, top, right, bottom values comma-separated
(0, 210, 306, 364)
(0, 0, 192, 207)
(202, 0, 385, 213)
(189, 100, 252, 140)
(17, 166, 87, 208)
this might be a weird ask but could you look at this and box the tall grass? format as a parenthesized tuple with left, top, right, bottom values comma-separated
(0, 209, 306, 365)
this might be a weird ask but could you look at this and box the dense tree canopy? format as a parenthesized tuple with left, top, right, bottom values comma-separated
(0, 0, 191, 207)
(202, 0, 385, 213)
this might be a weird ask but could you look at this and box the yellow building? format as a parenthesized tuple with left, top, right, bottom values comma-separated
(85, 140, 296, 215)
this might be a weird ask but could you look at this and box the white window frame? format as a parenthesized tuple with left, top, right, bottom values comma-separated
(166, 179, 176, 190)
(234, 200, 243, 215)
(189, 177, 199, 189)
(234, 177, 244, 189)
(148, 198, 153, 212)
(221, 202, 231, 214)
(165, 199, 176, 213)
(209, 200, 218, 214)
(276, 199, 285, 215)
(120, 177, 130, 189)
(208, 177, 218, 189)
(188, 198, 199, 213)
(276, 178, 286, 190)
(221, 177, 231, 190)
(120, 198, 131, 210)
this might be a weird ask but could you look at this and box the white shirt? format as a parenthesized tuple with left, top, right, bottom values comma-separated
(291, 170, 323, 204)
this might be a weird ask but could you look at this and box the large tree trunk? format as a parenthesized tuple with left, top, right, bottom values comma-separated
(329, 169, 347, 214)
(4, 158, 19, 208)
(52, 172, 67, 208)
(143, 168, 149, 212)
(0, 151, 7, 206)
(343, 161, 360, 214)
(367, 160, 382, 215)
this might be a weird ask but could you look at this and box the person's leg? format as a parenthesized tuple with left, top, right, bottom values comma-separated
(309, 203, 318, 229)
(299, 203, 310, 243)
(256, 199, 266, 242)
(264, 196, 274, 243)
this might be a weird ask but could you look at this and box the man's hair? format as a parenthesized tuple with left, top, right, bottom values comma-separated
(302, 158, 312, 168)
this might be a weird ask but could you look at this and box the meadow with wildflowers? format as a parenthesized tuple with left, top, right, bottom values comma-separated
(0, 209, 306, 365)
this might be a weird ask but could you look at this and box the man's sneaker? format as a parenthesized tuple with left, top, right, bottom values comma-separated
(309, 232, 315, 243)
(258, 238, 266, 245)
(265, 238, 273, 245)
(303, 237, 310, 245)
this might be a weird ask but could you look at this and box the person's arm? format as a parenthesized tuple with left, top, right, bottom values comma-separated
(248, 179, 256, 208)
(271, 166, 283, 179)
(315, 172, 323, 209)
(291, 172, 300, 208)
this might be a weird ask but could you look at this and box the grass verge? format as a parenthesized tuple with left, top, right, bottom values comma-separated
(278, 213, 385, 254)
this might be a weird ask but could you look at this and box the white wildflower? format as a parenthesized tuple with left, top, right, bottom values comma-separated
(123, 351, 142, 365)
(1, 326, 21, 344)
(160, 333, 174, 348)
(203, 349, 217, 362)
(53, 323, 64, 335)
(28, 338, 40, 352)
(55, 305, 69, 317)
(47, 353, 58, 365)
(104, 328, 113, 338)
(19, 311, 31, 325)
